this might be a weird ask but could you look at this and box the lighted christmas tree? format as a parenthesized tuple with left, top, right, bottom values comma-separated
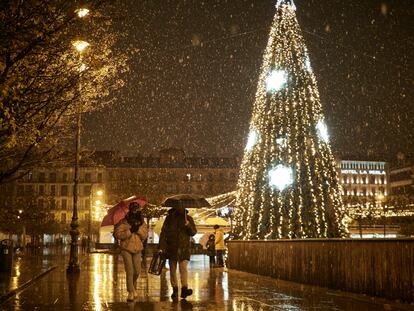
(233, 0, 347, 239)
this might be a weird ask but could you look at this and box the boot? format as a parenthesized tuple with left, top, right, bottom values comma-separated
(133, 280, 138, 298)
(127, 291, 134, 302)
(171, 286, 179, 299)
(180, 286, 193, 299)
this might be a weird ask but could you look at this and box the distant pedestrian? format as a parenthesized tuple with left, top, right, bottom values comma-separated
(206, 234, 216, 267)
(214, 225, 225, 267)
(159, 203, 197, 300)
(114, 201, 147, 302)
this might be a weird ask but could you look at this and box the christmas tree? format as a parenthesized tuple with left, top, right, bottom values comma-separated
(233, 0, 347, 239)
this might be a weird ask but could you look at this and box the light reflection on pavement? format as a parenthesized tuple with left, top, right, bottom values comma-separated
(0, 252, 409, 310)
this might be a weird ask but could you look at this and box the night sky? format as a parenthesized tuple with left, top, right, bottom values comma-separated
(83, 0, 413, 161)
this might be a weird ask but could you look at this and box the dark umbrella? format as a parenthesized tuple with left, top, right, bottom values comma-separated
(161, 194, 211, 209)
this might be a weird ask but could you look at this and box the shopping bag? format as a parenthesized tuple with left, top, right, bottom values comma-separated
(148, 251, 166, 275)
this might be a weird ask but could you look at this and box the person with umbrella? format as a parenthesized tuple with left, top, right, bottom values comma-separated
(114, 201, 147, 302)
(159, 201, 197, 300)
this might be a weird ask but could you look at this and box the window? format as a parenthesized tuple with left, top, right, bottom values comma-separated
(185, 173, 191, 182)
(25, 185, 33, 195)
(84, 185, 91, 196)
(49, 172, 57, 182)
(61, 199, 67, 210)
(50, 185, 56, 196)
(62, 173, 68, 182)
(61, 185, 68, 196)
(17, 185, 24, 196)
(97, 173, 103, 183)
(85, 173, 91, 183)
(61, 213, 66, 224)
(38, 172, 45, 182)
(38, 185, 45, 195)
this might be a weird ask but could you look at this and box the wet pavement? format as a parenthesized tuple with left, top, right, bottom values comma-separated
(0, 251, 412, 310)
(0, 247, 67, 300)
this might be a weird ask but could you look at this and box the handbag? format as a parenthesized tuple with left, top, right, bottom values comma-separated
(148, 251, 166, 275)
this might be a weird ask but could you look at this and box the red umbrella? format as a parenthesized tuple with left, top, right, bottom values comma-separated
(101, 196, 147, 227)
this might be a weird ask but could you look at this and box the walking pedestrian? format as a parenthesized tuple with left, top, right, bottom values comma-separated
(214, 225, 225, 267)
(114, 201, 147, 302)
(159, 203, 197, 300)
(205, 234, 216, 267)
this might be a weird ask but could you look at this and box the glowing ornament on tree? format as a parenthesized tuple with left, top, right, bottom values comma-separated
(305, 56, 312, 72)
(268, 164, 294, 191)
(266, 69, 288, 92)
(276, 136, 288, 148)
(317, 120, 329, 143)
(245, 128, 259, 151)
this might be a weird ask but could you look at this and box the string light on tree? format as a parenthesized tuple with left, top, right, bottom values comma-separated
(233, 0, 347, 240)
(269, 165, 294, 191)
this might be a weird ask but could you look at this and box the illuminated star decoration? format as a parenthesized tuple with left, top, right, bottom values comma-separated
(317, 120, 329, 143)
(245, 128, 259, 151)
(266, 69, 288, 92)
(269, 165, 294, 191)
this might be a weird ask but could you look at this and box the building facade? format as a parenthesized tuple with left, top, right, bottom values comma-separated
(97, 148, 240, 205)
(1, 152, 397, 233)
(389, 164, 414, 196)
(0, 166, 106, 226)
(337, 160, 389, 198)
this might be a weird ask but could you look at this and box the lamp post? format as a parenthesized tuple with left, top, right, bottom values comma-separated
(67, 8, 90, 273)
(88, 188, 103, 253)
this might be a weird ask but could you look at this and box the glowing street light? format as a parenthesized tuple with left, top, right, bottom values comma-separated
(76, 8, 90, 18)
(72, 40, 90, 53)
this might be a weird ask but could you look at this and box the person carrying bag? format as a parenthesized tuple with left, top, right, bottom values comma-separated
(114, 202, 147, 302)
(158, 203, 197, 300)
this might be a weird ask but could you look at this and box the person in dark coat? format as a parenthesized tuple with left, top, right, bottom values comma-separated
(205, 234, 216, 267)
(159, 204, 197, 300)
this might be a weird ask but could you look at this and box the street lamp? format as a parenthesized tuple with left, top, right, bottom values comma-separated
(88, 188, 103, 253)
(67, 16, 90, 272)
(76, 8, 90, 18)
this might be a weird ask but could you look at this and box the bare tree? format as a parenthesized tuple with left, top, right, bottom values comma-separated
(0, 0, 132, 183)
